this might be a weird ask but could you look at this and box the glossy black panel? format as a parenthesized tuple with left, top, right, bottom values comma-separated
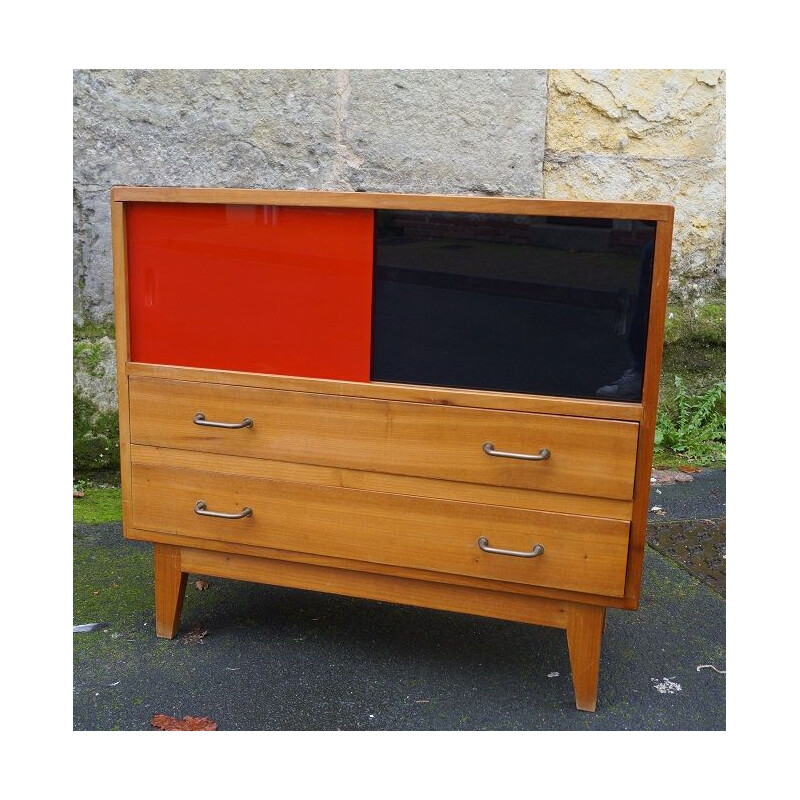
(371, 211, 656, 401)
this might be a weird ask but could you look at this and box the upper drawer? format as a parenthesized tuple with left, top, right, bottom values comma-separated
(129, 378, 639, 500)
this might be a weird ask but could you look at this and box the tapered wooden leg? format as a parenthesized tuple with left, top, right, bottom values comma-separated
(566, 604, 606, 712)
(154, 544, 188, 639)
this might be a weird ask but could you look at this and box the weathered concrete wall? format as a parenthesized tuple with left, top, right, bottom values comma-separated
(73, 69, 548, 325)
(73, 68, 725, 471)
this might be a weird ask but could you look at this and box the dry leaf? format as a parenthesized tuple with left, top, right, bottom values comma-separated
(677, 465, 701, 473)
(151, 713, 218, 731)
(73, 490, 85, 498)
(180, 626, 209, 644)
(195, 580, 210, 591)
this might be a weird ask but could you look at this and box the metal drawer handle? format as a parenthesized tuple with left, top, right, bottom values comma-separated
(477, 537, 545, 559)
(194, 501, 253, 519)
(483, 442, 551, 461)
(193, 412, 253, 429)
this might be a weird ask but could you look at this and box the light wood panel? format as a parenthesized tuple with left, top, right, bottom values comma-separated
(567, 604, 606, 712)
(130, 444, 633, 520)
(131, 464, 631, 597)
(129, 377, 640, 501)
(111, 200, 133, 537)
(179, 546, 572, 629)
(623, 208, 675, 606)
(153, 544, 187, 639)
(126, 363, 643, 422)
(127, 526, 636, 609)
(111, 186, 673, 221)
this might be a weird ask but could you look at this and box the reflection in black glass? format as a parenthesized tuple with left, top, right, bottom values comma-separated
(370, 211, 656, 401)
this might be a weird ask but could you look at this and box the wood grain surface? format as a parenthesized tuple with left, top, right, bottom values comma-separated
(131, 464, 630, 596)
(129, 377, 640, 501)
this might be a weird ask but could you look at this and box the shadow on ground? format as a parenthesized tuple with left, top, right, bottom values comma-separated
(73, 521, 725, 731)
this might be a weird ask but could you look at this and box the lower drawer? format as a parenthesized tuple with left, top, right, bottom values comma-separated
(131, 464, 630, 597)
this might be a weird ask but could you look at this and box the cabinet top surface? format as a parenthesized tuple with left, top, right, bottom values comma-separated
(110, 186, 674, 221)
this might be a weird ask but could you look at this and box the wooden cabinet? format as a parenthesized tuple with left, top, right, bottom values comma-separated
(112, 187, 673, 712)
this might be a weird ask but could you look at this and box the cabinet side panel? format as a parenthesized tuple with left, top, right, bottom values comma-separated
(125, 203, 374, 381)
(624, 210, 674, 606)
(111, 199, 133, 537)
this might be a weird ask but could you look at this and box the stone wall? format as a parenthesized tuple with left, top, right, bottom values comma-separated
(73, 68, 725, 471)
(545, 69, 726, 301)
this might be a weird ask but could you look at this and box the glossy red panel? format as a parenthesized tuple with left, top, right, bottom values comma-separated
(126, 203, 374, 380)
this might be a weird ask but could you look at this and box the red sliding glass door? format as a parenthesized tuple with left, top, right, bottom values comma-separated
(126, 202, 374, 381)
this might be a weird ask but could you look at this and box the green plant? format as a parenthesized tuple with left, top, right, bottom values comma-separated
(655, 377, 726, 464)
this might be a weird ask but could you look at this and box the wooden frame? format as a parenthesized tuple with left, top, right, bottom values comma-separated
(111, 187, 673, 712)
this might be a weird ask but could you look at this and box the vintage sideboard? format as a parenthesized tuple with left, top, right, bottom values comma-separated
(111, 187, 673, 712)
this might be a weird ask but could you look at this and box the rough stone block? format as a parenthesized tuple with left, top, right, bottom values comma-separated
(340, 69, 548, 195)
(74, 334, 118, 412)
(547, 69, 725, 160)
(544, 155, 725, 300)
(73, 69, 339, 324)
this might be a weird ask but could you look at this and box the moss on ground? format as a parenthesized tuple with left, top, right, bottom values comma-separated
(661, 298, 725, 397)
(74, 486, 122, 524)
(663, 300, 726, 347)
(72, 536, 152, 631)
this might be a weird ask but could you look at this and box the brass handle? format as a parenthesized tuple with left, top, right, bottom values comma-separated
(194, 501, 253, 519)
(483, 442, 551, 461)
(193, 412, 253, 429)
(477, 537, 545, 559)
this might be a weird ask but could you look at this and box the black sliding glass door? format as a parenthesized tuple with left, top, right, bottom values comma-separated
(370, 210, 656, 402)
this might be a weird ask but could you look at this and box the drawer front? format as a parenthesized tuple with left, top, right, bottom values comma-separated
(131, 464, 630, 596)
(129, 378, 639, 500)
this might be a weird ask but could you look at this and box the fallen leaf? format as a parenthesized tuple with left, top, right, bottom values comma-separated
(678, 465, 701, 473)
(151, 713, 217, 731)
(180, 626, 209, 644)
(73, 490, 85, 498)
(651, 469, 695, 486)
(195, 580, 210, 591)
(92, 590, 100, 596)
